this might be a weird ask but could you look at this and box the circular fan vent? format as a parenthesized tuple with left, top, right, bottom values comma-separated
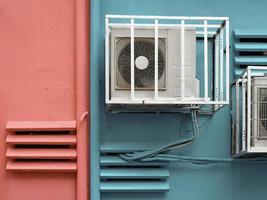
(260, 96, 267, 130)
(118, 39, 165, 88)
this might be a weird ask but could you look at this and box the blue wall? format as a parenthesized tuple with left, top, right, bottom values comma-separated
(90, 0, 267, 199)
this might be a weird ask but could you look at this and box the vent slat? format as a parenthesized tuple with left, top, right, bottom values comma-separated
(100, 142, 165, 153)
(101, 168, 169, 179)
(6, 121, 76, 131)
(234, 43, 267, 52)
(6, 148, 76, 159)
(6, 134, 76, 145)
(100, 181, 169, 192)
(6, 160, 77, 172)
(101, 155, 168, 166)
(234, 30, 267, 38)
(234, 56, 267, 65)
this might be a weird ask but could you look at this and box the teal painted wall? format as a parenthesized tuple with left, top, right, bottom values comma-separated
(90, 0, 267, 199)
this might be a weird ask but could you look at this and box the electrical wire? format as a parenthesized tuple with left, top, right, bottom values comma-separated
(119, 110, 267, 164)
(119, 110, 200, 162)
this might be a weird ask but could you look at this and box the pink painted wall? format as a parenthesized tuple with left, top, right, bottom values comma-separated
(0, 0, 88, 199)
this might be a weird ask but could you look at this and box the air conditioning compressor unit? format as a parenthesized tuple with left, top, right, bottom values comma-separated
(105, 15, 230, 112)
(232, 67, 267, 157)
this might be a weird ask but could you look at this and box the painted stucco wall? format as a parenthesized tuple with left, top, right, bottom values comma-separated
(90, 0, 267, 199)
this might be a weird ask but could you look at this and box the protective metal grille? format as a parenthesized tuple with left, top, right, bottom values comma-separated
(258, 88, 267, 138)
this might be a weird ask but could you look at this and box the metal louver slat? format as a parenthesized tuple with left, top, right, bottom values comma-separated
(101, 168, 169, 179)
(234, 56, 267, 65)
(234, 30, 267, 38)
(6, 160, 77, 172)
(6, 148, 77, 159)
(100, 181, 169, 192)
(6, 120, 76, 131)
(234, 43, 267, 52)
(100, 155, 168, 166)
(6, 134, 76, 145)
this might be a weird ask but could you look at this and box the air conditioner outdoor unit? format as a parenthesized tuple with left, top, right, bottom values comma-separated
(105, 15, 230, 113)
(232, 67, 267, 157)
(252, 77, 267, 148)
(110, 27, 199, 100)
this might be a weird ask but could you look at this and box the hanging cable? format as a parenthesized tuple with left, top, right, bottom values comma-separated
(119, 110, 267, 164)
(119, 110, 199, 162)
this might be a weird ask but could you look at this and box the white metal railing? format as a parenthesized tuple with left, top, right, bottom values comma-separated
(232, 66, 267, 156)
(105, 15, 230, 107)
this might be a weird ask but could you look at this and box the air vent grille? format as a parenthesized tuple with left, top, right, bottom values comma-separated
(234, 30, 267, 67)
(100, 153, 169, 193)
(5, 121, 77, 172)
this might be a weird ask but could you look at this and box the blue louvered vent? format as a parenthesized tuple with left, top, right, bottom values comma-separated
(100, 151, 170, 193)
(234, 29, 267, 68)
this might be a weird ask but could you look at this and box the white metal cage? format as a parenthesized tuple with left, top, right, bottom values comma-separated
(105, 15, 230, 112)
(232, 66, 267, 157)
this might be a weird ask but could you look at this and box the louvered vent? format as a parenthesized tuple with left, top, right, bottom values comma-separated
(100, 153, 170, 193)
(234, 29, 267, 67)
(5, 121, 77, 172)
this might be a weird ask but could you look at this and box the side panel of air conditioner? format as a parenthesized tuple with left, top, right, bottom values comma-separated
(167, 29, 199, 98)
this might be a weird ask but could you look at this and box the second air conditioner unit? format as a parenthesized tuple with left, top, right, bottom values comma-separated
(232, 67, 267, 157)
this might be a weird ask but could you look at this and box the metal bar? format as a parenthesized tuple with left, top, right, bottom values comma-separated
(196, 31, 217, 35)
(107, 99, 228, 105)
(215, 34, 219, 104)
(220, 27, 224, 101)
(204, 20, 208, 100)
(242, 78, 246, 151)
(247, 69, 251, 151)
(236, 81, 240, 154)
(105, 18, 110, 102)
(106, 14, 229, 20)
(108, 23, 221, 28)
(225, 20, 230, 103)
(154, 19, 159, 99)
(130, 19, 135, 100)
(181, 19, 185, 99)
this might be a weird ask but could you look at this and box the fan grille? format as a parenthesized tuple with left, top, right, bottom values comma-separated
(117, 38, 166, 89)
(259, 88, 267, 137)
